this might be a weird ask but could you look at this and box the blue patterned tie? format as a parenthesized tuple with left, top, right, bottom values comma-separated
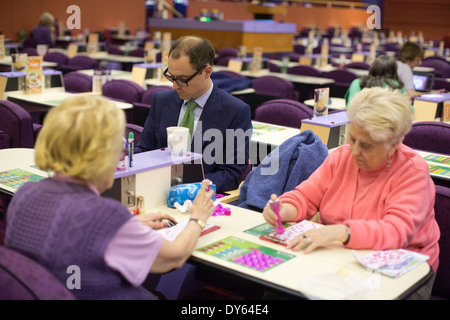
(180, 100, 197, 137)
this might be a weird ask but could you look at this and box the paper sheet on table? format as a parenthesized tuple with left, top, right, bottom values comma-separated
(261, 220, 323, 245)
(353, 249, 429, 278)
(157, 219, 219, 241)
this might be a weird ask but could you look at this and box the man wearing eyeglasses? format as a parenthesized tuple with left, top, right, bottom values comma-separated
(135, 36, 252, 193)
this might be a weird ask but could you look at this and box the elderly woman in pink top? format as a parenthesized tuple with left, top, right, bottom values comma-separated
(263, 87, 440, 299)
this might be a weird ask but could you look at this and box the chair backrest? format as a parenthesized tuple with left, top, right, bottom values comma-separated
(0, 100, 35, 148)
(214, 70, 247, 79)
(107, 45, 125, 55)
(125, 123, 143, 145)
(0, 246, 76, 300)
(420, 59, 450, 78)
(43, 52, 69, 66)
(431, 185, 450, 299)
(344, 62, 371, 70)
(128, 48, 145, 57)
(102, 79, 145, 104)
(215, 47, 238, 66)
(254, 99, 313, 128)
(287, 65, 324, 78)
(0, 130, 11, 149)
(403, 121, 450, 155)
(267, 61, 281, 73)
(22, 38, 39, 49)
(216, 47, 238, 58)
(20, 47, 38, 56)
(432, 78, 450, 92)
(280, 52, 301, 62)
(141, 85, 172, 105)
(63, 72, 93, 93)
(67, 55, 99, 70)
(324, 69, 359, 86)
(252, 76, 296, 100)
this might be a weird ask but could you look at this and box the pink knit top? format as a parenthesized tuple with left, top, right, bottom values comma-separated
(279, 144, 440, 271)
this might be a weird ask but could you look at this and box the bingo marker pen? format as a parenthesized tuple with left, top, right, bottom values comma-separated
(128, 132, 134, 167)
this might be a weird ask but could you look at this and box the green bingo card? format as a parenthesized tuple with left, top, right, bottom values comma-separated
(196, 236, 295, 272)
(0, 168, 45, 191)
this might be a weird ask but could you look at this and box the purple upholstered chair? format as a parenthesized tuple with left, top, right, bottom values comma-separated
(63, 72, 93, 93)
(125, 123, 143, 145)
(107, 45, 125, 55)
(252, 76, 299, 101)
(102, 79, 145, 104)
(214, 47, 238, 66)
(344, 62, 371, 70)
(432, 78, 450, 92)
(420, 59, 450, 78)
(214, 70, 247, 79)
(66, 55, 99, 70)
(128, 48, 145, 57)
(254, 99, 313, 129)
(141, 85, 173, 105)
(132, 85, 172, 127)
(280, 52, 301, 62)
(403, 121, 450, 155)
(43, 52, 69, 70)
(0, 246, 76, 300)
(324, 69, 358, 98)
(430, 185, 450, 300)
(294, 44, 306, 55)
(0, 100, 41, 148)
(287, 65, 324, 78)
(267, 61, 282, 73)
(20, 47, 38, 57)
(102, 79, 145, 124)
(0, 130, 11, 149)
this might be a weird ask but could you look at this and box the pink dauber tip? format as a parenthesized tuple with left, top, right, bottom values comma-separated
(269, 198, 284, 234)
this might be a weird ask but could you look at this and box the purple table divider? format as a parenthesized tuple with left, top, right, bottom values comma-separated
(115, 148, 202, 179)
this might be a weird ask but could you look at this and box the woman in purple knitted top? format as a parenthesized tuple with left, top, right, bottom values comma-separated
(5, 96, 215, 300)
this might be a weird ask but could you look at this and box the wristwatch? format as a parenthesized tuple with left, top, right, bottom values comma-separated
(189, 218, 205, 230)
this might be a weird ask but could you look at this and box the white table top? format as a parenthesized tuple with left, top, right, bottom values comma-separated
(154, 203, 431, 300)
(241, 69, 335, 85)
(0, 56, 57, 68)
(251, 120, 300, 149)
(304, 97, 347, 110)
(0, 147, 432, 299)
(5, 89, 133, 110)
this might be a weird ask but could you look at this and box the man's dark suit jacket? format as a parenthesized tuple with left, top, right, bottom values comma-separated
(134, 85, 252, 193)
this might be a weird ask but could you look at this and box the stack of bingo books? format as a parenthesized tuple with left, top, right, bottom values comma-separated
(260, 220, 323, 246)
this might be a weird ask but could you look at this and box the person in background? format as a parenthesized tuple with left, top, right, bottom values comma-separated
(345, 55, 406, 105)
(134, 35, 252, 193)
(31, 12, 55, 48)
(5, 96, 215, 300)
(397, 42, 446, 97)
(263, 87, 440, 300)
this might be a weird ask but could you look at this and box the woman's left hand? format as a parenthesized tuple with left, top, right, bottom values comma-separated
(137, 211, 177, 230)
(287, 224, 349, 254)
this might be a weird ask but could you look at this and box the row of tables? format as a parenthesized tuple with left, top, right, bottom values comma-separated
(0, 146, 438, 300)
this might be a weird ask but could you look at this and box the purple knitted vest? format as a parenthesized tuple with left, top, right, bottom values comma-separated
(5, 179, 155, 300)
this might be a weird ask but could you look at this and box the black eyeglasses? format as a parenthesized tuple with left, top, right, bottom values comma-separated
(163, 66, 206, 87)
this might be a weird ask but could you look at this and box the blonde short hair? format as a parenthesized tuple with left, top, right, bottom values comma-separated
(35, 96, 125, 185)
(346, 87, 412, 144)
(39, 12, 55, 28)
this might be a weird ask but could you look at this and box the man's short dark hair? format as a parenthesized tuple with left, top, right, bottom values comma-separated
(169, 35, 215, 70)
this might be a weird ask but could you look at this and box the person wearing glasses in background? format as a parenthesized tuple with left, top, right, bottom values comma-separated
(135, 35, 252, 193)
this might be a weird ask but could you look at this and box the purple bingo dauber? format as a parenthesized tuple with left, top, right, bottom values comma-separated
(269, 198, 285, 234)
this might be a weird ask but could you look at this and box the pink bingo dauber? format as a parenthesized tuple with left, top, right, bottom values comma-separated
(269, 198, 285, 234)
